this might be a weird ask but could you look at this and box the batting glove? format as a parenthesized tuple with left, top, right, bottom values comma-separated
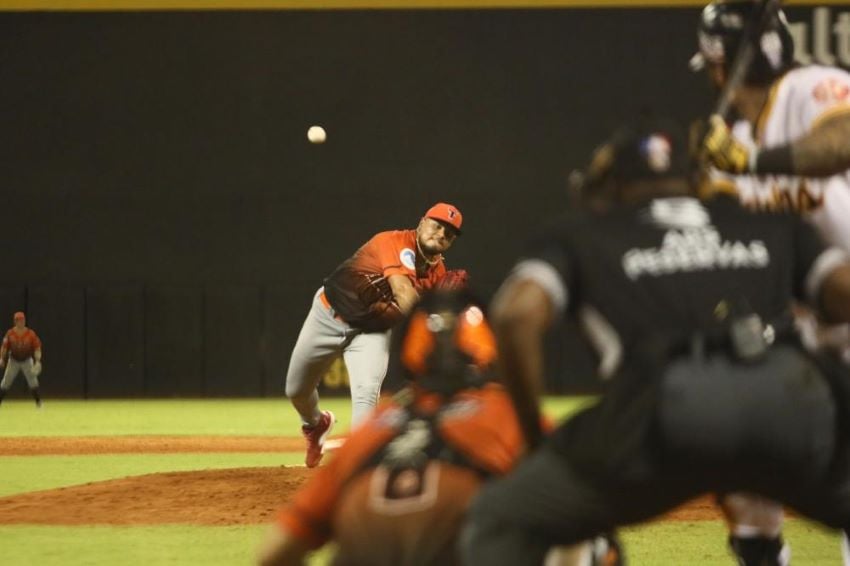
(702, 115, 754, 174)
(33, 361, 42, 376)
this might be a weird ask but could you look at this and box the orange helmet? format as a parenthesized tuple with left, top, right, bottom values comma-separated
(397, 290, 497, 394)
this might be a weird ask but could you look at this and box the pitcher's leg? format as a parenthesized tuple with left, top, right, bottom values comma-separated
(343, 330, 391, 426)
(285, 293, 347, 427)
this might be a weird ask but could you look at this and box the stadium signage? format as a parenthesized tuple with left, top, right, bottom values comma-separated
(790, 6, 850, 67)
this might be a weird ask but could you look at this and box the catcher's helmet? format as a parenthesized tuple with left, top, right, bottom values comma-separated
(690, 0, 795, 86)
(396, 290, 497, 396)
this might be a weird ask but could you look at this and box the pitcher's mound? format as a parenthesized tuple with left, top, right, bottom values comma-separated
(0, 466, 313, 525)
(0, 463, 726, 526)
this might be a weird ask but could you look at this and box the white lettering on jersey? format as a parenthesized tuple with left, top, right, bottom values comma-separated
(622, 227, 770, 281)
(641, 197, 711, 230)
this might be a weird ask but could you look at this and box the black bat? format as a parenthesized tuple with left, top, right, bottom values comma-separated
(714, 0, 782, 119)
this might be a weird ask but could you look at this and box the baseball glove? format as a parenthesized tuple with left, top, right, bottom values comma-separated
(435, 269, 469, 291)
(347, 299, 405, 333)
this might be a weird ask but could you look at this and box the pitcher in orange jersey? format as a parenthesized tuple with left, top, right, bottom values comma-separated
(284, 203, 464, 468)
(0, 312, 43, 408)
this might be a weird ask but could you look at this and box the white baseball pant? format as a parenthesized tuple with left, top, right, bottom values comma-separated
(285, 287, 390, 427)
(0, 357, 39, 391)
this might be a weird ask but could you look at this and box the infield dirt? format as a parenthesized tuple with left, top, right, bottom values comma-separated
(0, 436, 722, 525)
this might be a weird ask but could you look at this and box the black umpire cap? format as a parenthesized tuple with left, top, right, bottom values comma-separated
(583, 118, 689, 190)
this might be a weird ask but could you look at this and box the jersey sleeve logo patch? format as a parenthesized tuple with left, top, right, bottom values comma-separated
(622, 227, 770, 281)
(812, 78, 850, 104)
(400, 248, 416, 270)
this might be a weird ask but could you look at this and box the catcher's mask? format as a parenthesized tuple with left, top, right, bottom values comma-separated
(396, 290, 497, 396)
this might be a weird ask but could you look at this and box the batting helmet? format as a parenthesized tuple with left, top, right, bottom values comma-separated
(690, 0, 795, 86)
(396, 290, 497, 396)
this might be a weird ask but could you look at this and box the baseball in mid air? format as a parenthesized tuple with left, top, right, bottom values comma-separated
(307, 125, 327, 144)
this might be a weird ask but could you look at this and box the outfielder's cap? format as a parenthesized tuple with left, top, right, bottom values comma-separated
(13, 311, 25, 321)
(425, 202, 463, 234)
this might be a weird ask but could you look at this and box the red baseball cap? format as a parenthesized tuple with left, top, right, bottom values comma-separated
(424, 202, 463, 234)
(13, 311, 25, 321)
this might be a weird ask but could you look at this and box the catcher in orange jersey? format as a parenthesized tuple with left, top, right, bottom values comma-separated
(263, 291, 525, 566)
(285, 202, 468, 468)
(261, 291, 619, 566)
(0, 312, 43, 408)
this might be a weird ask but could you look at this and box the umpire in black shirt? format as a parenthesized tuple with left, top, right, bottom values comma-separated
(461, 119, 850, 565)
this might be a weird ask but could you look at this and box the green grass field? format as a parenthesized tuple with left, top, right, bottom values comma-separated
(0, 397, 844, 565)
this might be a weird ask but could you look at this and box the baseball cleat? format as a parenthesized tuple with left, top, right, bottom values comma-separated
(302, 410, 335, 468)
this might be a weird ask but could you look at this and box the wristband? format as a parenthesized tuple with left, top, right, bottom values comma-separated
(753, 145, 795, 175)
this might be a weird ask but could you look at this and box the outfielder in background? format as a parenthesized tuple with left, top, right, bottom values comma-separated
(0, 312, 43, 408)
(262, 290, 615, 566)
(284, 203, 468, 467)
(694, 1, 850, 563)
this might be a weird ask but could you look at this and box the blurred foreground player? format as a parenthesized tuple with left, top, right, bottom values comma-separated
(262, 290, 531, 566)
(265, 290, 619, 566)
(462, 118, 850, 565)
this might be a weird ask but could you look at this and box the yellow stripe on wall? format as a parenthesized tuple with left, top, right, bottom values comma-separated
(0, 0, 842, 11)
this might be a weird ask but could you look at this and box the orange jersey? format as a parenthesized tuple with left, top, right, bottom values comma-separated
(3, 328, 41, 361)
(323, 230, 447, 331)
(277, 384, 526, 564)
